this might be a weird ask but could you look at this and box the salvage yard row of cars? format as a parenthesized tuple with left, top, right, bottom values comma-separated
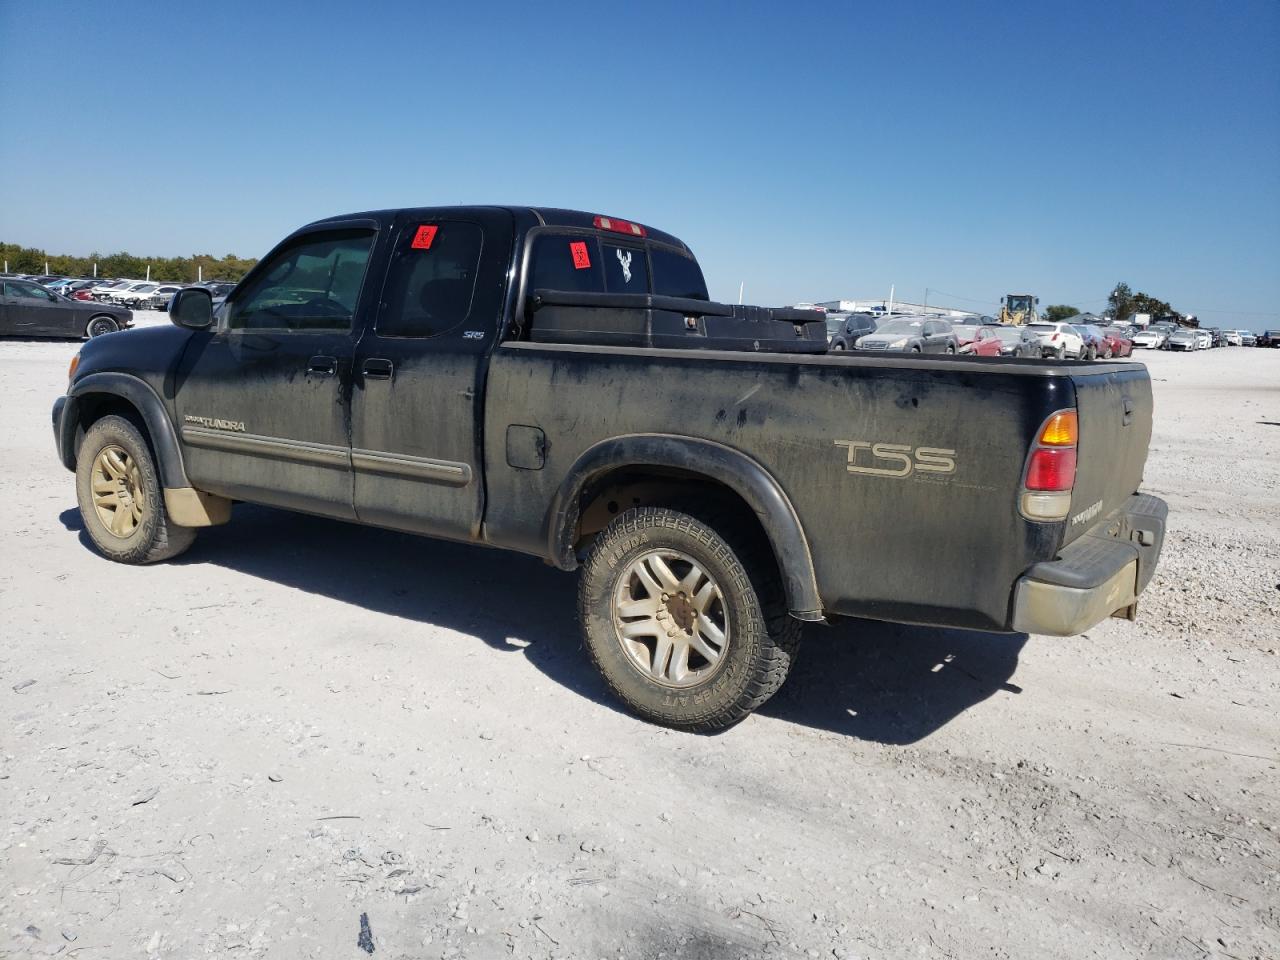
(827, 312, 1134, 359)
(824, 310, 1274, 357)
(0, 274, 237, 338)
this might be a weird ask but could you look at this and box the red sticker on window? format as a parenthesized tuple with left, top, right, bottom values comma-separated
(410, 224, 438, 250)
(570, 241, 591, 270)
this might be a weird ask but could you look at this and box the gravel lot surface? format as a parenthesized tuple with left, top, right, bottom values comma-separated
(2, 321, 1277, 959)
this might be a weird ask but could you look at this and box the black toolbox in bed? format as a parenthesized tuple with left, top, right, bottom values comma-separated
(526, 289, 828, 353)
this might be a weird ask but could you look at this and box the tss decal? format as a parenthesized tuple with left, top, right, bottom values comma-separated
(835, 440, 956, 478)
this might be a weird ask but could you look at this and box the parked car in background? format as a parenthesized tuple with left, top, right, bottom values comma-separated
(1072, 324, 1108, 360)
(990, 324, 1042, 357)
(143, 284, 187, 310)
(827, 312, 879, 351)
(66, 279, 102, 300)
(0, 279, 133, 338)
(89, 279, 134, 300)
(1027, 321, 1085, 359)
(1239, 330, 1257, 346)
(1131, 327, 1170, 350)
(1101, 327, 1133, 358)
(1195, 329, 1213, 350)
(1222, 330, 1242, 346)
(1167, 328, 1199, 351)
(959, 324, 1004, 356)
(853, 316, 957, 353)
(113, 282, 162, 306)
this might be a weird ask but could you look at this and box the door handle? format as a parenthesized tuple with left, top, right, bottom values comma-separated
(362, 358, 394, 381)
(308, 355, 338, 376)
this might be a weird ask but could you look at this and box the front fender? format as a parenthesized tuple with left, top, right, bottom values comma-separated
(65, 372, 189, 489)
(545, 433, 823, 621)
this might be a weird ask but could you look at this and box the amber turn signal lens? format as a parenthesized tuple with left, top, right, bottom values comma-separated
(1039, 410, 1078, 446)
(68, 354, 80, 382)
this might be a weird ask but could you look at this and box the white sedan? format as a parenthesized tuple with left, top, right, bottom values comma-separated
(1026, 321, 1085, 359)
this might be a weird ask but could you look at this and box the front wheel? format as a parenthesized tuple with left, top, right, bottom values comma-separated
(830, 341, 845, 351)
(76, 415, 196, 564)
(1086, 344, 1097, 360)
(86, 316, 119, 338)
(578, 506, 801, 732)
(945, 344, 956, 354)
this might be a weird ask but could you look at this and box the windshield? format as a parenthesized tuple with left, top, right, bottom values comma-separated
(875, 320, 924, 335)
(1027, 323, 1055, 332)
(1007, 295, 1033, 312)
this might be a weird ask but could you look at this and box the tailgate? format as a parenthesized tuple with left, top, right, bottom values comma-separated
(1065, 365, 1153, 545)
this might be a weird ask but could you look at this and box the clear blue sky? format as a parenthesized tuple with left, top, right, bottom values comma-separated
(2, 0, 1277, 328)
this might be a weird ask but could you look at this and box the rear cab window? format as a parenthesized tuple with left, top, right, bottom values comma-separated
(526, 233, 708, 302)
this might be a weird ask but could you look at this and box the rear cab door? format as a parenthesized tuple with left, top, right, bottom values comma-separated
(349, 208, 515, 539)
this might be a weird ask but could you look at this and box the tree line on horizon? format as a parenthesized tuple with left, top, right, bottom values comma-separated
(1, 241, 259, 283)
(1042, 282, 1182, 325)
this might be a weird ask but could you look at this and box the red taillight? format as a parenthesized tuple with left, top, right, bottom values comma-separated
(593, 215, 647, 237)
(1026, 447, 1077, 491)
(1051, 333, 1059, 341)
(1020, 408, 1079, 520)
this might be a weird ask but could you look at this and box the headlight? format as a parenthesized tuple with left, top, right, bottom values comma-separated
(891, 338, 908, 348)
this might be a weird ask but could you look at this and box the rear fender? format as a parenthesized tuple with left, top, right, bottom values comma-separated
(546, 434, 823, 620)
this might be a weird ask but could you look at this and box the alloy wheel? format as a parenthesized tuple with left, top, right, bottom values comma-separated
(612, 549, 730, 688)
(91, 444, 145, 537)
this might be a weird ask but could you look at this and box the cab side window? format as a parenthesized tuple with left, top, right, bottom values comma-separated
(9, 281, 53, 300)
(228, 230, 374, 332)
(529, 235, 604, 294)
(378, 222, 485, 338)
(650, 245, 708, 300)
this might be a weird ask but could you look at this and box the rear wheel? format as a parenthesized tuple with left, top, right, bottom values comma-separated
(1103, 345, 1113, 359)
(76, 415, 196, 564)
(578, 506, 801, 732)
(945, 344, 956, 354)
(1086, 344, 1097, 360)
(1056, 345, 1066, 359)
(831, 341, 845, 351)
(86, 316, 119, 338)
(910, 345, 922, 354)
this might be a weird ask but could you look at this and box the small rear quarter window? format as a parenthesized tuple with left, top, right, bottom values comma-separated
(650, 246, 708, 300)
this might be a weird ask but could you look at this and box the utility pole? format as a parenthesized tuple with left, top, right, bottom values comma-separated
(887, 284, 895, 316)
(738, 281, 744, 305)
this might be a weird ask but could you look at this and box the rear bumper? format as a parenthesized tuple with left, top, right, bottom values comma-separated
(1011, 493, 1168, 636)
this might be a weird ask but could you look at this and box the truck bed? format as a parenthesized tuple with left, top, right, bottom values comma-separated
(481, 343, 1152, 631)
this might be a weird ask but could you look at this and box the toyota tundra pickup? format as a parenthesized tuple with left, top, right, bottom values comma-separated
(51, 206, 1168, 731)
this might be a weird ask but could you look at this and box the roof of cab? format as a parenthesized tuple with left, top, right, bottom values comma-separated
(301, 205, 690, 252)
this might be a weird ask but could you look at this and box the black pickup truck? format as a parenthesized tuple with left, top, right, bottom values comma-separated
(52, 206, 1167, 731)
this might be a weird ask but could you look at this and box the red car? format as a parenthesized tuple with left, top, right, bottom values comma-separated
(958, 324, 1004, 357)
(1102, 326, 1133, 358)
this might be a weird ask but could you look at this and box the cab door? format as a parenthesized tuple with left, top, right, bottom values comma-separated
(172, 223, 381, 518)
(349, 209, 513, 540)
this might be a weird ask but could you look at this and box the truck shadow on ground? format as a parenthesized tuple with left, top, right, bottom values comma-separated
(61, 504, 1025, 745)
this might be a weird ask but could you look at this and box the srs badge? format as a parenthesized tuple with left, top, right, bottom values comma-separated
(834, 440, 956, 478)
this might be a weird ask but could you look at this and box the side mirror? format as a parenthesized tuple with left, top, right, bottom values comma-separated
(170, 287, 214, 330)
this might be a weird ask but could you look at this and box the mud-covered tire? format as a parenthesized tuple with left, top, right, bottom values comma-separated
(578, 506, 802, 732)
(75, 415, 196, 564)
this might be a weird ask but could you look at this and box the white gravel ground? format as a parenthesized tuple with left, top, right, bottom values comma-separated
(2, 324, 1277, 959)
